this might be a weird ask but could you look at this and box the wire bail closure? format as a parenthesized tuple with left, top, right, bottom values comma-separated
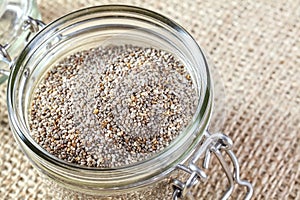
(172, 132, 253, 200)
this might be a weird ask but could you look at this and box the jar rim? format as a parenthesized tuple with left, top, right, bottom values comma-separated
(7, 5, 213, 191)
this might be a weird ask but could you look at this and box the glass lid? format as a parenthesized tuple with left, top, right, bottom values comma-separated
(0, 0, 41, 83)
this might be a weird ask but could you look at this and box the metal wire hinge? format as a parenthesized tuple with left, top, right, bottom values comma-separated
(0, 44, 11, 76)
(172, 132, 253, 200)
(22, 16, 46, 42)
(0, 44, 11, 63)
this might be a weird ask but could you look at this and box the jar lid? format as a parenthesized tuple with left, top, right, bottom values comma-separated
(0, 0, 41, 83)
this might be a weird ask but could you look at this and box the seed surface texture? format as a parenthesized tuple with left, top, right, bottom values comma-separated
(29, 45, 198, 167)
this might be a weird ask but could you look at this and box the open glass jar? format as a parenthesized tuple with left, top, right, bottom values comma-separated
(0, 3, 253, 200)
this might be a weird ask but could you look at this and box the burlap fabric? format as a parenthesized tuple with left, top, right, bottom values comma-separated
(0, 0, 299, 199)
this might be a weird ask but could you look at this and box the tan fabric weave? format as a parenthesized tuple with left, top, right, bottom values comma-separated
(0, 0, 299, 199)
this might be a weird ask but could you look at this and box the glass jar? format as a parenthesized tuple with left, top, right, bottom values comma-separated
(0, 5, 253, 199)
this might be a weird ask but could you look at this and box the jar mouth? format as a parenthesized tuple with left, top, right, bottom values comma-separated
(7, 5, 212, 191)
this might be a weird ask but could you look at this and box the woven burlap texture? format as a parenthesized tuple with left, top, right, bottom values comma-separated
(0, 0, 299, 199)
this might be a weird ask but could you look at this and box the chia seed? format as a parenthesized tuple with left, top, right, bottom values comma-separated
(29, 45, 198, 167)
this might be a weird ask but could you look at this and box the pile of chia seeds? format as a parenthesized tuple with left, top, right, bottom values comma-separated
(29, 45, 198, 167)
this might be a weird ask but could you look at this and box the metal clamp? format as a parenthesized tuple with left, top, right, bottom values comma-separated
(172, 132, 253, 200)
